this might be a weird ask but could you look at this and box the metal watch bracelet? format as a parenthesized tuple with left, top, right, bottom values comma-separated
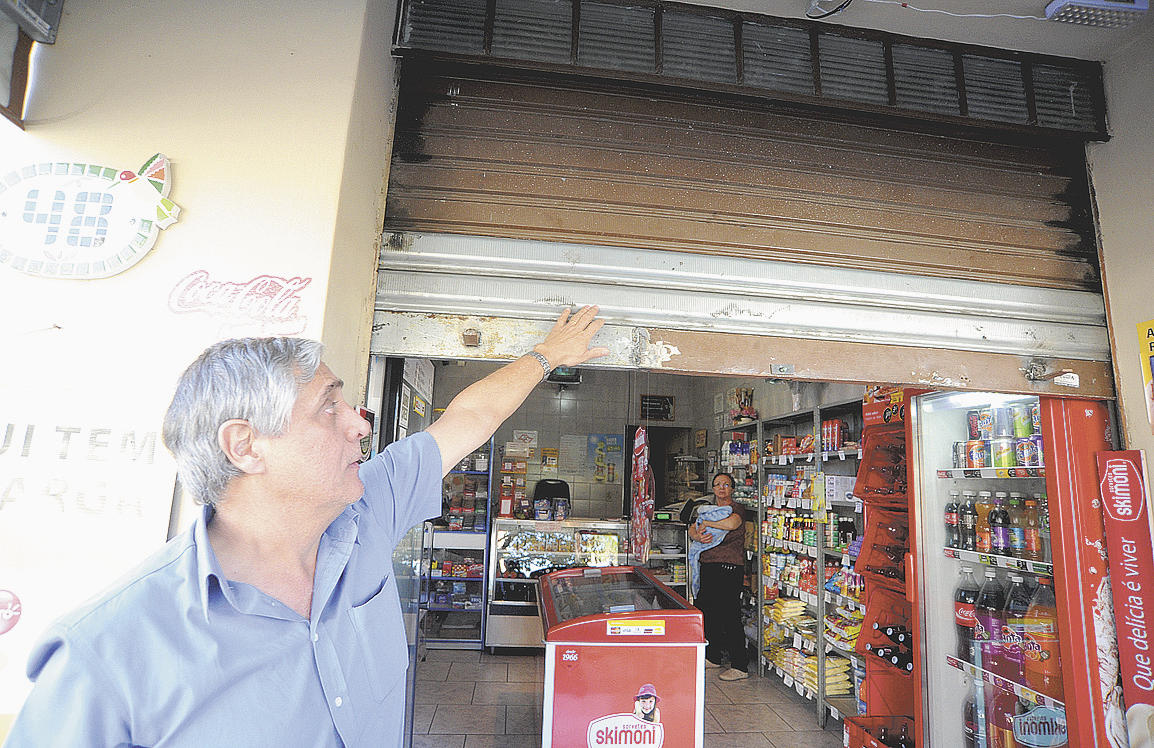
(527, 351, 551, 380)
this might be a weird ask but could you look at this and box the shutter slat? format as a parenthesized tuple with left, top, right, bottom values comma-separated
(818, 34, 888, 106)
(661, 11, 737, 84)
(492, 0, 572, 64)
(578, 3, 655, 73)
(742, 22, 814, 96)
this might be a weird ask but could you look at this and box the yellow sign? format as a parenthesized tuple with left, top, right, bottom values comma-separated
(607, 619, 666, 636)
(1140, 319, 1154, 435)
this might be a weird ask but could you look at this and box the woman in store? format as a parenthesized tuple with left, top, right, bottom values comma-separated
(687, 472, 749, 681)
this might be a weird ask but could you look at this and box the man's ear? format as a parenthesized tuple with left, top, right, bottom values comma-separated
(218, 419, 265, 475)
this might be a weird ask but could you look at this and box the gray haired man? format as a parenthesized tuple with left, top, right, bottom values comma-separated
(6, 307, 607, 747)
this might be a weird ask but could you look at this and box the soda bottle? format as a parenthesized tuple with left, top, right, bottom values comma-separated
(877, 727, 891, 746)
(959, 492, 978, 551)
(975, 491, 994, 554)
(882, 522, 910, 544)
(1007, 493, 1026, 558)
(1024, 576, 1063, 700)
(975, 568, 1006, 673)
(894, 724, 914, 748)
(1022, 498, 1042, 562)
(954, 565, 981, 661)
(988, 492, 1012, 557)
(963, 677, 986, 748)
(945, 490, 961, 549)
(1035, 492, 1051, 562)
(988, 689, 1025, 748)
(1000, 574, 1031, 683)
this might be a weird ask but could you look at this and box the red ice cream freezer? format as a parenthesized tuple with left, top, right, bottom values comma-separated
(537, 566, 705, 748)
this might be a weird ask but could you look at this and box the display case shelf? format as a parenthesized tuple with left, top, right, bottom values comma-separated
(942, 547, 1053, 575)
(944, 656, 1065, 710)
(936, 467, 1046, 479)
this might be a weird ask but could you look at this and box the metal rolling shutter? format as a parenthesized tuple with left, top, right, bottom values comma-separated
(374, 65, 1110, 397)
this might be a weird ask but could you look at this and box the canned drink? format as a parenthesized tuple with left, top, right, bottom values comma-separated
(977, 409, 994, 440)
(1029, 403, 1042, 435)
(991, 436, 1016, 468)
(991, 408, 1014, 438)
(1014, 437, 1040, 467)
(1011, 405, 1033, 438)
(953, 441, 968, 468)
(966, 410, 982, 440)
(966, 440, 990, 468)
(1031, 434, 1045, 465)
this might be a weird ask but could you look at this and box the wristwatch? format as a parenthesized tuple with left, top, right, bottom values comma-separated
(527, 351, 551, 380)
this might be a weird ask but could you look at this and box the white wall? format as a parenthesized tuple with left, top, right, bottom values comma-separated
(1087, 23, 1154, 478)
(0, 0, 399, 725)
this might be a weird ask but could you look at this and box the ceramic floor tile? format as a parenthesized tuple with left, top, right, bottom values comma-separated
(412, 736, 466, 748)
(715, 674, 793, 705)
(447, 661, 510, 682)
(428, 705, 506, 735)
(418, 662, 453, 681)
(705, 733, 775, 747)
(424, 649, 483, 663)
(708, 703, 793, 733)
(464, 734, 542, 747)
(506, 659, 545, 683)
(416, 679, 476, 705)
(703, 708, 725, 733)
(412, 704, 437, 734)
(764, 730, 845, 748)
(704, 679, 733, 704)
(768, 693, 828, 726)
(504, 705, 544, 735)
(470, 680, 543, 706)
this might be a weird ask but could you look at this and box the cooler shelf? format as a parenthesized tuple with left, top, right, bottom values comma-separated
(944, 655, 1065, 710)
(936, 467, 1045, 479)
(942, 547, 1053, 575)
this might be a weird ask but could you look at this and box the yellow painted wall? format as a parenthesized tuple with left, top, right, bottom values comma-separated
(0, 0, 399, 726)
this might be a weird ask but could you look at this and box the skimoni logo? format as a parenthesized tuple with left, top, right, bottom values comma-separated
(587, 714, 664, 747)
(1101, 458, 1146, 523)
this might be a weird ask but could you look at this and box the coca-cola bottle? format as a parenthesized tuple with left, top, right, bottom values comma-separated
(954, 565, 980, 661)
(1000, 574, 1031, 683)
(974, 568, 1006, 673)
(963, 678, 985, 748)
(959, 492, 978, 551)
(945, 490, 961, 549)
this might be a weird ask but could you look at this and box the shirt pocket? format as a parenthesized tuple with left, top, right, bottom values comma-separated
(347, 574, 409, 703)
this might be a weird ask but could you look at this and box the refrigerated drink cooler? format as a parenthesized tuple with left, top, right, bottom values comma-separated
(537, 566, 705, 748)
(910, 392, 1123, 747)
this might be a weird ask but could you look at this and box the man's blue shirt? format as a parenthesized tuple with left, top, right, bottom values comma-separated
(4, 431, 442, 747)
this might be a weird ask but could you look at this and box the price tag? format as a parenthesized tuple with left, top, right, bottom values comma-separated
(806, 454, 814, 463)
(795, 682, 805, 696)
(789, 455, 795, 464)
(838, 450, 846, 460)
(854, 499, 863, 514)
(829, 707, 841, 720)
(979, 554, 995, 565)
(784, 674, 794, 687)
(793, 633, 803, 648)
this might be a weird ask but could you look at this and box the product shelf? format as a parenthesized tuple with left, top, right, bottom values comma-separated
(936, 467, 1046, 479)
(944, 655, 1065, 710)
(825, 695, 860, 721)
(942, 547, 1053, 575)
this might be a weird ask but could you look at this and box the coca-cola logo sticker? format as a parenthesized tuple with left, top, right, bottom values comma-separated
(168, 270, 311, 336)
(586, 714, 663, 747)
(0, 590, 22, 635)
(1100, 458, 1147, 524)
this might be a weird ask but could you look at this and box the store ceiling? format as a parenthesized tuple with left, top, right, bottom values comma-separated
(681, 0, 1153, 61)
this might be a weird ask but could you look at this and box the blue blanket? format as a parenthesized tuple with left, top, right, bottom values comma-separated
(688, 504, 733, 597)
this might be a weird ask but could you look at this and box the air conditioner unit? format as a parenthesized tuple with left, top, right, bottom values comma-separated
(1045, 0, 1149, 27)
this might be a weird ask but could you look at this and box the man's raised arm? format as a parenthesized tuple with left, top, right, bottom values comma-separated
(424, 306, 609, 476)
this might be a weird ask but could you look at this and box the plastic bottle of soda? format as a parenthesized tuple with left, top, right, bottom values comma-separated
(959, 492, 978, 551)
(975, 491, 994, 554)
(975, 568, 1006, 673)
(954, 565, 981, 661)
(1022, 498, 1043, 562)
(1035, 492, 1051, 562)
(1000, 574, 1031, 683)
(989, 492, 1012, 557)
(962, 677, 985, 748)
(988, 689, 1025, 748)
(1024, 576, 1063, 700)
(945, 490, 961, 549)
(1007, 492, 1027, 558)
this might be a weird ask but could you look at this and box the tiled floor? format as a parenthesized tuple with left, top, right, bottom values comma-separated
(411, 649, 844, 748)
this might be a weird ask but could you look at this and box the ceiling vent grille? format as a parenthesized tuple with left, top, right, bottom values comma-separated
(396, 0, 1107, 139)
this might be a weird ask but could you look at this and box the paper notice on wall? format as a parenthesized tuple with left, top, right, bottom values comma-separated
(399, 386, 412, 430)
(541, 448, 559, 477)
(1139, 320, 1154, 435)
(560, 434, 586, 476)
(402, 358, 434, 403)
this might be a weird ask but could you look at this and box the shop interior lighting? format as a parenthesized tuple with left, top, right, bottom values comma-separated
(1044, 0, 1148, 27)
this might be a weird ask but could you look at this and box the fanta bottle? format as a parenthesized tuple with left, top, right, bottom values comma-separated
(1023, 576, 1063, 700)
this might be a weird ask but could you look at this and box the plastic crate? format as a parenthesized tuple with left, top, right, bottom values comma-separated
(843, 715, 914, 748)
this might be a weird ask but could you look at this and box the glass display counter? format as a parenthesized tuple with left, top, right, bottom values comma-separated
(537, 566, 705, 748)
(486, 517, 629, 648)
